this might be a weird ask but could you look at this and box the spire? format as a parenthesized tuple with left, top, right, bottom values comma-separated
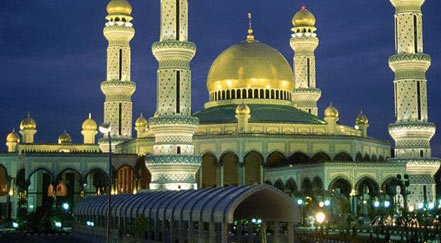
(247, 12, 255, 43)
(88, 113, 92, 119)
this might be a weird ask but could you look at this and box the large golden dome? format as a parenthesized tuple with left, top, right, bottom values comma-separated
(292, 6, 316, 27)
(6, 129, 20, 143)
(207, 41, 294, 94)
(20, 114, 37, 130)
(107, 0, 132, 16)
(82, 113, 97, 131)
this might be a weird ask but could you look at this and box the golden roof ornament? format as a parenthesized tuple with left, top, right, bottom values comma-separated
(247, 12, 255, 43)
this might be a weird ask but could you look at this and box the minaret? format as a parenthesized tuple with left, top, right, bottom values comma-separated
(388, 0, 438, 205)
(146, 0, 201, 190)
(99, 0, 136, 151)
(290, 6, 321, 115)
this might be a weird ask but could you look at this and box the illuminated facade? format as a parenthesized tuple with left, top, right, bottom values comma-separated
(0, 0, 439, 221)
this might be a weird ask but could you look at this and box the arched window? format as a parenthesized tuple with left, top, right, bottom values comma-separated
(254, 89, 259, 98)
(115, 17, 120, 21)
(242, 89, 247, 98)
(271, 90, 275, 99)
(260, 89, 264, 98)
(222, 90, 225, 100)
(248, 89, 253, 98)
(265, 89, 270, 99)
(231, 89, 236, 99)
(276, 90, 280, 99)
(226, 90, 231, 99)
(237, 89, 241, 99)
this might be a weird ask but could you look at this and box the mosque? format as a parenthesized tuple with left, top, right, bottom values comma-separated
(0, 0, 438, 236)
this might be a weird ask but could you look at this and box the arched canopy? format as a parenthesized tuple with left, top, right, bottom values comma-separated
(311, 152, 331, 163)
(333, 152, 353, 162)
(74, 185, 299, 224)
(27, 168, 55, 183)
(356, 177, 379, 196)
(329, 177, 352, 197)
(312, 177, 324, 192)
(266, 151, 287, 167)
(289, 152, 309, 164)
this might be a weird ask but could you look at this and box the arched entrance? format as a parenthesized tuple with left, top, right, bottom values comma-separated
(356, 177, 379, 217)
(27, 168, 55, 215)
(285, 178, 298, 197)
(221, 152, 239, 186)
(329, 177, 352, 198)
(55, 168, 82, 210)
(312, 177, 324, 193)
(135, 156, 151, 190)
(301, 178, 313, 196)
(266, 152, 287, 167)
(116, 165, 137, 194)
(244, 151, 263, 185)
(0, 165, 8, 197)
(84, 168, 108, 196)
(274, 179, 285, 191)
(200, 153, 218, 188)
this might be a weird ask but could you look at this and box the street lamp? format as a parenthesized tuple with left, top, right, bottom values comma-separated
(297, 198, 305, 226)
(99, 123, 112, 243)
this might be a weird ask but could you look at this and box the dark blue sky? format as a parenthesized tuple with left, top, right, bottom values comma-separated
(0, 0, 440, 155)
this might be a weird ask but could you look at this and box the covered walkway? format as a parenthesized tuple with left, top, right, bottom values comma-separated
(73, 184, 299, 243)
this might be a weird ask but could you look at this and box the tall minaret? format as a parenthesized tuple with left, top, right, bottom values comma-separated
(388, 0, 438, 205)
(290, 6, 321, 115)
(146, 0, 201, 190)
(100, 0, 136, 151)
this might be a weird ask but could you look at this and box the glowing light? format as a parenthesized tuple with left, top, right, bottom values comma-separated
(409, 205, 415, 212)
(384, 201, 391, 208)
(55, 221, 62, 228)
(319, 202, 324, 208)
(418, 202, 424, 210)
(12, 222, 19, 228)
(301, 5, 306, 10)
(428, 202, 435, 210)
(324, 200, 330, 206)
(62, 202, 70, 211)
(373, 201, 380, 208)
(297, 199, 304, 205)
(315, 212, 326, 224)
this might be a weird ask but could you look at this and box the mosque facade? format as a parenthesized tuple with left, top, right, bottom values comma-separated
(0, 0, 438, 222)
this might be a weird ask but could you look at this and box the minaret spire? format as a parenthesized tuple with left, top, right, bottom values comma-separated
(290, 5, 321, 115)
(247, 12, 255, 42)
(146, 0, 201, 190)
(388, 0, 438, 207)
(99, 0, 136, 151)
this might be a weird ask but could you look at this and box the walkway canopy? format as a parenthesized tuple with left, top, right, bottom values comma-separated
(74, 184, 299, 224)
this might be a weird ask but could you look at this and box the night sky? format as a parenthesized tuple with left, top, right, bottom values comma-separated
(0, 0, 440, 155)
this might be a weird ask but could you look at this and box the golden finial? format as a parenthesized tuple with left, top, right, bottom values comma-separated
(247, 12, 255, 42)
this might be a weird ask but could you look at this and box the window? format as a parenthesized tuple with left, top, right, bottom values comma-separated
(307, 58, 311, 87)
(176, 71, 180, 113)
(176, 0, 180, 41)
(417, 81, 421, 120)
(413, 15, 418, 53)
(177, 146, 181, 155)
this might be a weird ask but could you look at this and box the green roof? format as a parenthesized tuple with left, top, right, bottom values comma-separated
(193, 104, 326, 125)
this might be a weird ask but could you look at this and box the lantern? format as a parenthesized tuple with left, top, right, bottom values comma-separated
(56, 181, 67, 197)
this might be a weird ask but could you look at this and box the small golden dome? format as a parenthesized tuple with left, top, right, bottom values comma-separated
(325, 103, 339, 118)
(207, 41, 294, 94)
(20, 114, 37, 130)
(82, 113, 97, 131)
(292, 5, 316, 27)
(107, 0, 132, 16)
(356, 112, 369, 125)
(58, 131, 72, 144)
(135, 114, 148, 128)
(236, 104, 251, 115)
(6, 129, 20, 143)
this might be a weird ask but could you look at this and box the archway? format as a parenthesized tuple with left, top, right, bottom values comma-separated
(221, 152, 239, 186)
(55, 168, 82, 210)
(356, 177, 379, 217)
(285, 178, 298, 197)
(0, 165, 8, 197)
(382, 177, 400, 199)
(311, 152, 331, 163)
(333, 152, 353, 162)
(329, 177, 352, 198)
(289, 152, 309, 164)
(200, 153, 218, 188)
(301, 178, 313, 196)
(135, 156, 151, 190)
(116, 165, 137, 194)
(83, 168, 108, 196)
(363, 154, 371, 161)
(244, 151, 263, 185)
(27, 168, 55, 215)
(356, 153, 363, 162)
(274, 179, 284, 191)
(266, 151, 287, 167)
(312, 177, 324, 192)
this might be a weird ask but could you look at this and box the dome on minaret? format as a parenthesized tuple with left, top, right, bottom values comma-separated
(356, 112, 369, 125)
(236, 104, 251, 115)
(107, 0, 132, 16)
(6, 129, 20, 143)
(324, 103, 339, 118)
(82, 113, 97, 131)
(135, 114, 148, 128)
(20, 114, 37, 130)
(58, 131, 72, 144)
(292, 5, 316, 27)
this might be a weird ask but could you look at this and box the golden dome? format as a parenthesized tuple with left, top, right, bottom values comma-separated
(236, 104, 251, 115)
(6, 129, 20, 143)
(82, 113, 97, 131)
(58, 131, 72, 144)
(292, 5, 316, 27)
(107, 0, 132, 16)
(20, 114, 37, 130)
(135, 114, 148, 128)
(207, 41, 294, 94)
(356, 112, 369, 125)
(324, 103, 339, 118)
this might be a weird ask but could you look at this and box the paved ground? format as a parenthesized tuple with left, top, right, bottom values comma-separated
(0, 233, 91, 243)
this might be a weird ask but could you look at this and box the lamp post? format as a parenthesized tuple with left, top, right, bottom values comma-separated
(297, 198, 305, 227)
(99, 123, 112, 243)
(396, 174, 410, 242)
